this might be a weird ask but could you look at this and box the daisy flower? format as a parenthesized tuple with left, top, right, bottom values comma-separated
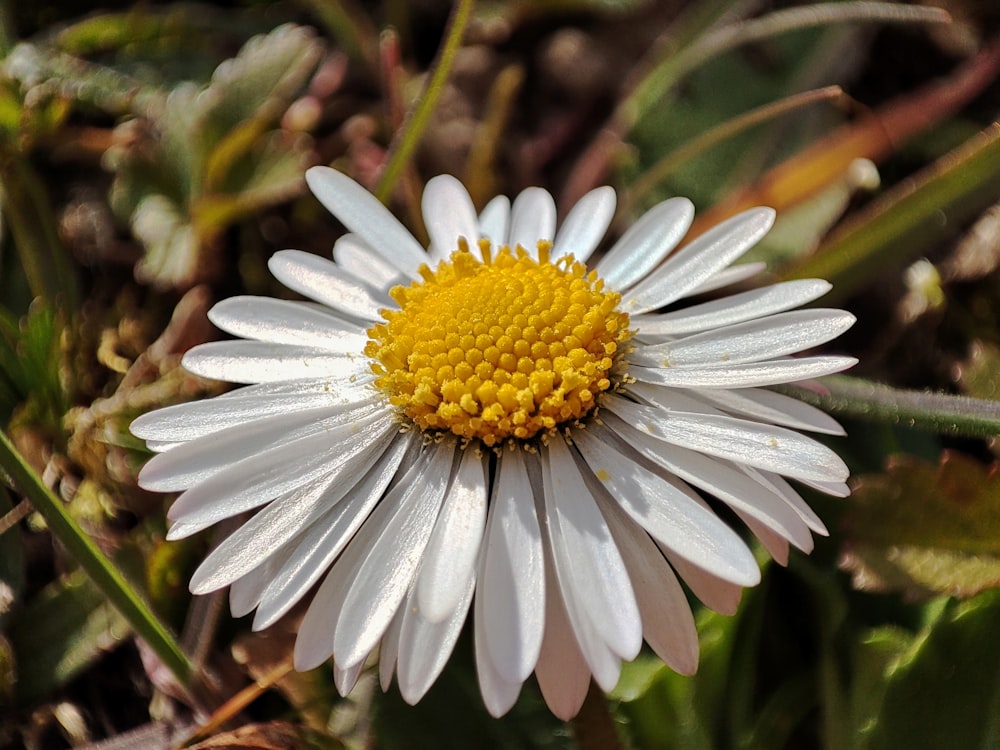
(132, 167, 855, 720)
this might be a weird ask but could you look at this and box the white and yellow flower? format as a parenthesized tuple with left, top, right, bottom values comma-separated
(132, 168, 855, 719)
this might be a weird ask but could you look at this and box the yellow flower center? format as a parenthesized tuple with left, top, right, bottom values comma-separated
(365, 241, 632, 447)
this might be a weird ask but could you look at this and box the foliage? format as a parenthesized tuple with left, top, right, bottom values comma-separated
(0, 0, 999, 748)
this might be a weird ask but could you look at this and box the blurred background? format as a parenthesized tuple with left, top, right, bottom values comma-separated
(0, 0, 999, 748)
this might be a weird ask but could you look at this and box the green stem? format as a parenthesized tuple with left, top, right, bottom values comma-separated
(778, 375, 1000, 438)
(373, 0, 474, 203)
(0, 429, 193, 687)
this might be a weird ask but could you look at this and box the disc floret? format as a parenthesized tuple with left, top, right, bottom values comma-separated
(366, 242, 632, 447)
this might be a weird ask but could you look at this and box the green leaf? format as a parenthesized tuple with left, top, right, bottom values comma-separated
(102, 24, 321, 289)
(200, 24, 322, 138)
(953, 342, 1000, 403)
(6, 568, 130, 704)
(783, 123, 1000, 302)
(841, 453, 1000, 599)
(627, 22, 839, 209)
(0, 429, 193, 694)
(0, 154, 78, 308)
(373, 643, 567, 750)
(849, 627, 914, 745)
(0, 302, 69, 435)
(0, 489, 25, 632)
(614, 606, 745, 750)
(861, 591, 1000, 750)
(130, 194, 200, 289)
(614, 655, 709, 750)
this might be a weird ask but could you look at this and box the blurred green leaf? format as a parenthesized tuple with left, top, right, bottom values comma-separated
(146, 534, 203, 631)
(374, 647, 567, 750)
(615, 655, 712, 750)
(199, 24, 322, 148)
(849, 627, 914, 744)
(6, 568, 130, 704)
(614, 606, 745, 749)
(784, 123, 1000, 302)
(0, 302, 69, 435)
(953, 342, 1000, 403)
(105, 24, 321, 289)
(842, 453, 1000, 599)
(0, 154, 78, 308)
(860, 591, 1000, 750)
(627, 24, 840, 209)
(0, 489, 25, 632)
(0, 429, 193, 695)
(49, 5, 280, 90)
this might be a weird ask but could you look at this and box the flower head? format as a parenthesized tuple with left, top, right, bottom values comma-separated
(132, 168, 855, 719)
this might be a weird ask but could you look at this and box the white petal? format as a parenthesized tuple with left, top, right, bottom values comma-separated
(634, 279, 833, 336)
(189, 421, 394, 595)
(474, 578, 524, 718)
(305, 166, 427, 277)
(534, 550, 592, 721)
(294, 566, 346, 670)
(739, 510, 794, 564)
(663, 550, 744, 615)
(333, 443, 453, 668)
(140, 399, 383, 492)
(253, 433, 415, 629)
(692, 387, 846, 436)
(606, 397, 849, 483)
(688, 262, 766, 294)
(621, 208, 775, 314)
(601, 410, 813, 549)
(294, 439, 428, 672)
(131, 387, 374, 444)
(423, 174, 480, 263)
(229, 554, 284, 618)
(600, 498, 699, 675)
(333, 233, 406, 290)
(552, 186, 616, 263)
(542, 438, 641, 672)
(217, 375, 370, 399)
(744, 469, 830, 535)
(190, 477, 338, 594)
(508, 187, 556, 257)
(798, 477, 851, 497)
(379, 603, 405, 692)
(415, 449, 487, 622)
(145, 440, 181, 453)
(208, 296, 369, 351)
(268, 249, 389, 322)
(478, 195, 510, 246)
(481, 450, 546, 684)
(397, 575, 475, 704)
(334, 659, 367, 697)
(572, 427, 759, 586)
(182, 340, 371, 384)
(631, 310, 856, 368)
(164, 412, 394, 536)
(630, 355, 858, 389)
(596, 197, 693, 290)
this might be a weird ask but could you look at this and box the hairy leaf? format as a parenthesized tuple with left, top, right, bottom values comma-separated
(841, 453, 1000, 599)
